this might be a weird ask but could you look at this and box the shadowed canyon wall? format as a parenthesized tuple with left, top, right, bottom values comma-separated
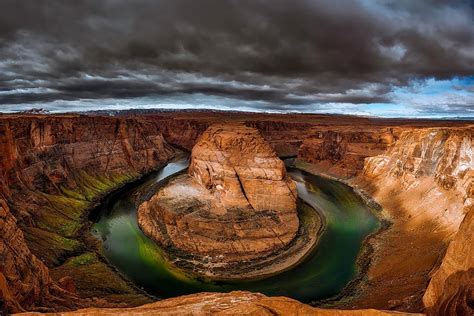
(0, 115, 175, 312)
(423, 206, 474, 315)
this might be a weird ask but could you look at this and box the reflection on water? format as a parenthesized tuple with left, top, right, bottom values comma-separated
(92, 157, 380, 303)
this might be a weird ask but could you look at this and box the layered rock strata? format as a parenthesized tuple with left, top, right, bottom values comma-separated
(423, 207, 474, 315)
(349, 127, 473, 311)
(1, 111, 472, 314)
(0, 198, 77, 313)
(0, 115, 175, 312)
(294, 125, 473, 312)
(363, 127, 473, 233)
(138, 124, 309, 279)
(298, 128, 396, 178)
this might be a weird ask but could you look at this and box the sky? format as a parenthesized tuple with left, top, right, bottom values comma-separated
(0, 0, 473, 117)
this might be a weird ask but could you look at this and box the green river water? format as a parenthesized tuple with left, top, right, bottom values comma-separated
(91, 156, 380, 303)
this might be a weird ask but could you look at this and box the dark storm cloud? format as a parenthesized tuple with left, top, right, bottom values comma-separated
(0, 0, 472, 111)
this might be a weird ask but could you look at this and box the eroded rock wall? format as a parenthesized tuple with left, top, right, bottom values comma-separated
(298, 128, 395, 178)
(0, 115, 175, 312)
(423, 207, 474, 315)
(342, 126, 473, 311)
(363, 127, 473, 232)
(189, 123, 297, 212)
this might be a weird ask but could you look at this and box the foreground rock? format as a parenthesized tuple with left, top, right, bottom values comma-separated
(137, 124, 315, 279)
(17, 291, 423, 316)
(423, 207, 474, 315)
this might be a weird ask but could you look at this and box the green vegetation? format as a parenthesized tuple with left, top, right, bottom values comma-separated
(23, 227, 81, 266)
(74, 171, 136, 201)
(51, 252, 141, 297)
(66, 252, 97, 266)
(36, 170, 137, 237)
(31, 170, 139, 268)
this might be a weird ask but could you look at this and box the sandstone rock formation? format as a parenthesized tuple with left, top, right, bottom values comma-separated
(16, 291, 423, 316)
(423, 207, 474, 315)
(0, 198, 78, 313)
(363, 127, 473, 232)
(345, 126, 473, 311)
(298, 128, 395, 178)
(189, 123, 297, 214)
(293, 125, 474, 311)
(0, 115, 175, 312)
(138, 123, 302, 278)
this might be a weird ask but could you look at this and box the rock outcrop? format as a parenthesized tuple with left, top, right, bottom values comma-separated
(363, 127, 473, 232)
(138, 124, 303, 279)
(0, 198, 78, 313)
(189, 123, 297, 214)
(341, 126, 473, 311)
(423, 207, 474, 315)
(16, 291, 423, 316)
(298, 128, 395, 178)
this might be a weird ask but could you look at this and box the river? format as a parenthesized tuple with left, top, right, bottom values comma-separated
(91, 156, 380, 303)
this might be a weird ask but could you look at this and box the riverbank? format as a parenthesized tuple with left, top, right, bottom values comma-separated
(47, 157, 184, 307)
(291, 158, 452, 313)
(145, 194, 325, 281)
(92, 158, 379, 303)
(287, 159, 388, 307)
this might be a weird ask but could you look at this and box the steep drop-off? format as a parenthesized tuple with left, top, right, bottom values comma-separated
(296, 125, 473, 312)
(349, 127, 472, 311)
(423, 207, 474, 315)
(0, 115, 175, 312)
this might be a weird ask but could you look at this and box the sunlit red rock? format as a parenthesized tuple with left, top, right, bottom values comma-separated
(137, 123, 300, 278)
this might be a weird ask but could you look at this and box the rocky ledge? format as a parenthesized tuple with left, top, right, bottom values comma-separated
(137, 123, 322, 280)
(17, 291, 422, 316)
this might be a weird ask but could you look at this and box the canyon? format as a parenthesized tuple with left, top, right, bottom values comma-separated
(0, 111, 472, 315)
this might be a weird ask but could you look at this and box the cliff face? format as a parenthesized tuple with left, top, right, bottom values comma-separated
(363, 127, 473, 232)
(0, 116, 175, 312)
(296, 125, 473, 311)
(341, 126, 473, 311)
(423, 208, 474, 315)
(0, 198, 73, 313)
(297, 128, 395, 178)
(189, 123, 297, 213)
